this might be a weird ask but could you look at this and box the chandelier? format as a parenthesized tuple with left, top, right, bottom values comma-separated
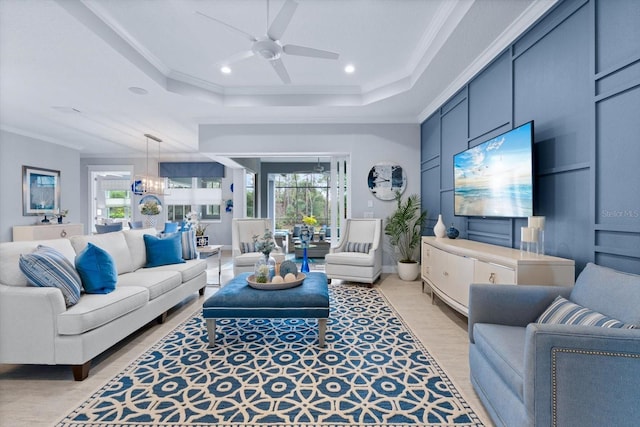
(131, 133, 167, 196)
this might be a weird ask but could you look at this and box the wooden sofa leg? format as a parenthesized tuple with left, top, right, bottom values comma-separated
(157, 311, 168, 324)
(199, 287, 205, 296)
(72, 361, 91, 381)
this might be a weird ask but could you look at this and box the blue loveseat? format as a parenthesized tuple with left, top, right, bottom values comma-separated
(468, 263, 640, 427)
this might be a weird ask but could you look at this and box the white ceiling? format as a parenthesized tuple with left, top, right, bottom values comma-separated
(0, 0, 557, 158)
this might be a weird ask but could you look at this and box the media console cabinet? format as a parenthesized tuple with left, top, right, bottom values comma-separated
(421, 236, 575, 316)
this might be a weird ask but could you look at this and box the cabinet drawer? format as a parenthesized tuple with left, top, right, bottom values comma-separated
(474, 260, 515, 285)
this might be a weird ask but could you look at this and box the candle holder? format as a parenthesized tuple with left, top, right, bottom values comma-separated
(520, 226, 539, 255)
(527, 216, 546, 255)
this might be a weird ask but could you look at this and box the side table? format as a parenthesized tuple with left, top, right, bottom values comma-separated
(196, 244, 223, 286)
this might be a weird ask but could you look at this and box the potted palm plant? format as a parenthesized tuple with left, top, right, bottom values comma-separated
(384, 191, 427, 281)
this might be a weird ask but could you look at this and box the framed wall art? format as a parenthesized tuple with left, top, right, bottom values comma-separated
(23, 165, 61, 215)
(367, 162, 407, 200)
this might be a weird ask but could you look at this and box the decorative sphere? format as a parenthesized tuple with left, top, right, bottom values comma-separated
(284, 273, 297, 282)
(447, 226, 460, 239)
(271, 275, 284, 284)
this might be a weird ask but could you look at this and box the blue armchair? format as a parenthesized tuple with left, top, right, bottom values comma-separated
(468, 263, 640, 427)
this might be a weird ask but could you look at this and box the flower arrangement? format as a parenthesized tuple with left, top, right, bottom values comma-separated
(185, 211, 208, 236)
(139, 200, 161, 215)
(302, 215, 318, 227)
(56, 209, 69, 218)
(253, 229, 276, 256)
(255, 264, 270, 283)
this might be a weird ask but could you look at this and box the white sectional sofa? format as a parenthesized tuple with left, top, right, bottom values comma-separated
(0, 228, 207, 380)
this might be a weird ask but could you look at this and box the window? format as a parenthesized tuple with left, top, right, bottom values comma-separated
(274, 173, 330, 229)
(165, 177, 222, 222)
(246, 172, 255, 218)
(104, 190, 131, 220)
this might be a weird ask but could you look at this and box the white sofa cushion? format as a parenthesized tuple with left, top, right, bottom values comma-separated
(117, 270, 182, 300)
(122, 228, 158, 270)
(0, 239, 77, 287)
(70, 233, 133, 275)
(148, 259, 207, 283)
(325, 251, 374, 267)
(57, 286, 148, 335)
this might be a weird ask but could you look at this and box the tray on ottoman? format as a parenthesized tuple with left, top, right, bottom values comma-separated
(202, 271, 330, 346)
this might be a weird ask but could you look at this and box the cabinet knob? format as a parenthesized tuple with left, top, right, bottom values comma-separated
(60, 230, 67, 238)
(489, 272, 496, 284)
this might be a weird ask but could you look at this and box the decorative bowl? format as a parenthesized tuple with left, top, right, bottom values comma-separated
(247, 273, 306, 290)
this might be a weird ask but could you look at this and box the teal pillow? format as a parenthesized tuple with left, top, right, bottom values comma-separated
(144, 233, 185, 268)
(75, 242, 117, 294)
(19, 245, 82, 307)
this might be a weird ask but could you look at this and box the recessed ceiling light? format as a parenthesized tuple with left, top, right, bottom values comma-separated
(221, 66, 232, 74)
(128, 86, 148, 95)
(344, 64, 355, 74)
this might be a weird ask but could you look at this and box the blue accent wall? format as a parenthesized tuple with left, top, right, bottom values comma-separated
(420, 0, 640, 275)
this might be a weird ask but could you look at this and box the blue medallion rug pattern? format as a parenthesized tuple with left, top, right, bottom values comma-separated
(58, 285, 483, 426)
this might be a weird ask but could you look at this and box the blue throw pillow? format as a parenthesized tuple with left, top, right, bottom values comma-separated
(75, 243, 117, 294)
(144, 233, 186, 268)
(19, 245, 82, 307)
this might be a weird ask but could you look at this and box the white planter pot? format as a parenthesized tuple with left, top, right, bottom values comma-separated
(397, 261, 420, 281)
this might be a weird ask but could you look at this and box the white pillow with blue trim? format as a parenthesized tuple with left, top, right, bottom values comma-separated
(537, 296, 635, 329)
(19, 245, 82, 307)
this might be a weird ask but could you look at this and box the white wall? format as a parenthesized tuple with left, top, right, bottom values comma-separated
(0, 130, 81, 242)
(199, 123, 422, 270)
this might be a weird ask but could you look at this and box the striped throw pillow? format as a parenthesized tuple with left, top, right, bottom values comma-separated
(181, 229, 197, 260)
(19, 245, 82, 307)
(537, 296, 635, 329)
(345, 242, 372, 253)
(240, 242, 256, 254)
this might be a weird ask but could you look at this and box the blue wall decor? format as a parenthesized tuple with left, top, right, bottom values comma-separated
(420, 0, 640, 275)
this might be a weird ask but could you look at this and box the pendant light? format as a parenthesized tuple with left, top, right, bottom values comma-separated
(131, 133, 167, 195)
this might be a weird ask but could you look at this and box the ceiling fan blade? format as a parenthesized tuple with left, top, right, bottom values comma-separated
(283, 44, 339, 60)
(195, 11, 257, 42)
(219, 50, 255, 66)
(267, 0, 298, 41)
(270, 58, 291, 84)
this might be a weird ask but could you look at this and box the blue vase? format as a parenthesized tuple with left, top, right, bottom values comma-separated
(447, 225, 459, 239)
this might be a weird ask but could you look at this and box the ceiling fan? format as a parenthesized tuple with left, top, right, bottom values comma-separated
(196, 0, 339, 84)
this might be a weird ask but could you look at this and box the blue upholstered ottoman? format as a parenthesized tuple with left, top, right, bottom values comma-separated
(202, 272, 330, 346)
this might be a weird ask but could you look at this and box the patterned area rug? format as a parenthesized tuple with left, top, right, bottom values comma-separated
(58, 285, 483, 427)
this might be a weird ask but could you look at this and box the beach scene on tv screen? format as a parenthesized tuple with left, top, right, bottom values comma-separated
(454, 124, 533, 217)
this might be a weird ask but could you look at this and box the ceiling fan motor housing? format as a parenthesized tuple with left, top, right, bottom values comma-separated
(252, 38, 283, 61)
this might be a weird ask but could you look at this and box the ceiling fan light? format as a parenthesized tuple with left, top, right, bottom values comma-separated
(220, 66, 232, 74)
(344, 64, 355, 74)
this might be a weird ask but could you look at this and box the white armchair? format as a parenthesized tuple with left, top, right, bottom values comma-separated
(324, 218, 382, 286)
(232, 218, 285, 276)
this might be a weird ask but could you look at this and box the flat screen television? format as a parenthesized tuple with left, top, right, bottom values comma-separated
(454, 121, 534, 218)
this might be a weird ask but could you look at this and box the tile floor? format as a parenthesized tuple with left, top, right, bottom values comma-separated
(0, 252, 492, 426)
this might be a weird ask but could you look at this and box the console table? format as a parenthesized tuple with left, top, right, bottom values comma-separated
(421, 237, 575, 316)
(13, 223, 83, 241)
(197, 244, 223, 286)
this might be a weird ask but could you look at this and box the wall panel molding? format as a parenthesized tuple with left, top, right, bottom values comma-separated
(421, 0, 640, 274)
